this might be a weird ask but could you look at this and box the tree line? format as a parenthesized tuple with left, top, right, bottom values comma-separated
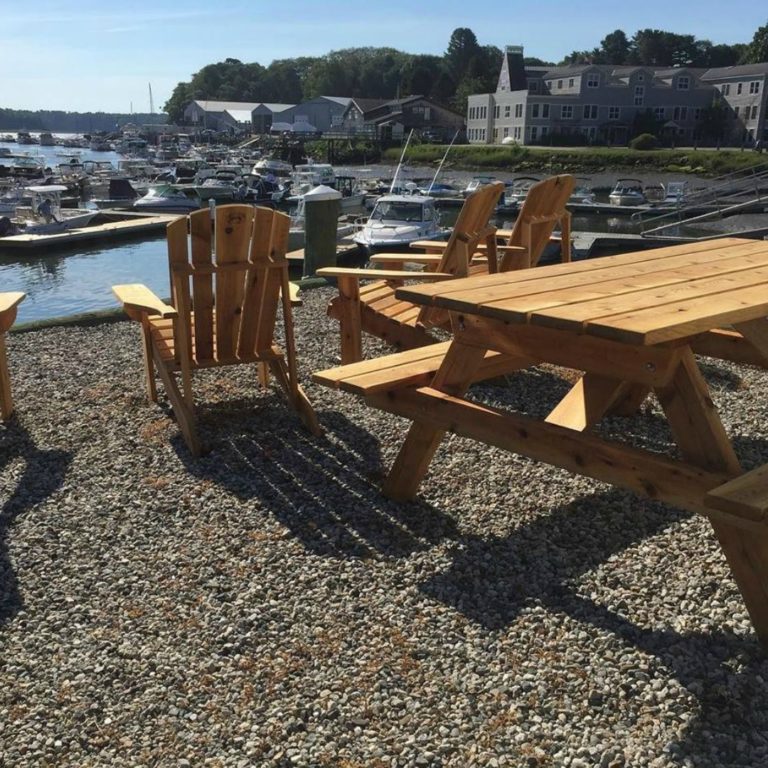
(0, 110, 162, 133)
(163, 21, 768, 123)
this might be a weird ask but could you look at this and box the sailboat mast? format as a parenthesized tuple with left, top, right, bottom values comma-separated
(427, 130, 459, 194)
(149, 83, 154, 114)
(389, 129, 414, 194)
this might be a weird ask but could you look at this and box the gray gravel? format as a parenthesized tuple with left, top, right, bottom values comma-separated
(2, 285, 768, 767)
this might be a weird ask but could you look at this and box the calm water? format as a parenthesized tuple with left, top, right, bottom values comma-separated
(0, 138, 123, 170)
(1, 237, 170, 324)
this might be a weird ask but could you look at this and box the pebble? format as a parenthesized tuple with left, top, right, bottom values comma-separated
(1, 288, 767, 766)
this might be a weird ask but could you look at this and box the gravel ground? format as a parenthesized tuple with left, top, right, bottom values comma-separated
(2, 285, 768, 767)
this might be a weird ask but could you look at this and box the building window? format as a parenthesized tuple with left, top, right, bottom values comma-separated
(634, 85, 644, 106)
(495, 105, 500, 119)
(608, 106, 621, 120)
(557, 79, 563, 89)
(480, 128, 486, 140)
(541, 126, 549, 137)
(752, 105, 759, 120)
(654, 107, 666, 120)
(503, 127, 509, 137)
(530, 126, 538, 141)
(677, 76, 690, 90)
(529, 81, 538, 92)
(587, 73, 600, 88)
(469, 107, 474, 120)
(542, 104, 550, 118)
(693, 108, 701, 120)
(514, 103, 523, 118)
(673, 106, 688, 120)
(514, 127, 522, 140)
(494, 128, 499, 140)
(737, 83, 743, 95)
(504, 105, 511, 118)
(531, 103, 539, 118)
(561, 105, 573, 119)
(722, 83, 731, 96)
(583, 104, 598, 119)
(568, 78, 574, 87)
(750, 81, 761, 94)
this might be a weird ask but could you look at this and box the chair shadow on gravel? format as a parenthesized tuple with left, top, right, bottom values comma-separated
(0, 417, 72, 625)
(177, 396, 458, 560)
(420, 487, 768, 767)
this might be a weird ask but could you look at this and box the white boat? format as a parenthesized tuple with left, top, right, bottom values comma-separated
(353, 194, 444, 253)
(11, 185, 98, 234)
(133, 184, 201, 213)
(0, 185, 24, 215)
(503, 176, 540, 209)
(608, 178, 647, 206)
(464, 175, 498, 198)
(252, 158, 293, 178)
(662, 181, 688, 206)
(568, 178, 597, 206)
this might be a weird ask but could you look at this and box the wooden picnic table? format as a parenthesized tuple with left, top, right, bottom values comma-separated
(314, 237, 768, 647)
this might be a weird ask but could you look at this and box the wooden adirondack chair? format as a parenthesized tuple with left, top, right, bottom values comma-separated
(0, 291, 25, 420)
(497, 174, 574, 271)
(113, 204, 319, 456)
(318, 181, 505, 364)
(410, 174, 575, 271)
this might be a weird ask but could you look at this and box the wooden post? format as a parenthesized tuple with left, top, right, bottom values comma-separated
(0, 334, 14, 420)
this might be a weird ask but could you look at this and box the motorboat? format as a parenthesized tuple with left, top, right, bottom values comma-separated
(608, 178, 647, 206)
(10, 185, 98, 234)
(419, 182, 463, 199)
(90, 178, 139, 209)
(353, 194, 444, 253)
(503, 176, 540, 209)
(16, 130, 36, 145)
(662, 181, 689, 206)
(133, 184, 201, 213)
(464, 175, 498, 198)
(568, 178, 597, 206)
(252, 158, 293, 179)
(0, 185, 24, 215)
(39, 132, 55, 146)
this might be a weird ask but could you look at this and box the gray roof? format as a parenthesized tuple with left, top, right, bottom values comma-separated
(191, 100, 262, 112)
(319, 96, 354, 106)
(541, 65, 595, 78)
(702, 63, 768, 79)
(349, 98, 390, 113)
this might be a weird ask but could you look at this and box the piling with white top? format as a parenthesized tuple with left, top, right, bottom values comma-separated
(302, 185, 341, 277)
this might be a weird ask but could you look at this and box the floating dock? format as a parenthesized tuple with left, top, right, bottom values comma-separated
(0, 211, 177, 252)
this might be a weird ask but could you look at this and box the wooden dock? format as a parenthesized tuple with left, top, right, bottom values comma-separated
(0, 212, 177, 252)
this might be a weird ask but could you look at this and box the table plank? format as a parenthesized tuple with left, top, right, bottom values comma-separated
(481, 248, 768, 324)
(586, 283, 768, 344)
(530, 259, 768, 331)
(395, 238, 761, 309)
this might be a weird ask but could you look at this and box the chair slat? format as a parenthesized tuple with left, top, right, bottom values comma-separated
(190, 209, 214, 362)
(167, 216, 192, 363)
(215, 205, 254, 361)
(239, 206, 276, 358)
(255, 210, 291, 355)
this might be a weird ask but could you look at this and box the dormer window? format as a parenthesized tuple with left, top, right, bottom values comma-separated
(529, 81, 538, 92)
(637, 73, 644, 82)
(587, 73, 600, 88)
(568, 78, 574, 87)
(678, 76, 690, 90)
(557, 79, 563, 89)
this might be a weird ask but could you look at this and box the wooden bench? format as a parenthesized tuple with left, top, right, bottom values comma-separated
(706, 465, 768, 522)
(313, 341, 529, 396)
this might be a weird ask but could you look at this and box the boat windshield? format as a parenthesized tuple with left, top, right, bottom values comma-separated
(371, 201, 426, 222)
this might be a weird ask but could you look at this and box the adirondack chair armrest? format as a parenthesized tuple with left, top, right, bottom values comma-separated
(369, 253, 443, 265)
(112, 283, 178, 319)
(0, 292, 26, 316)
(316, 267, 454, 282)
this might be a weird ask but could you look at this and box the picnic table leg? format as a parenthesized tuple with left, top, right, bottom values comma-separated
(545, 373, 634, 431)
(656, 348, 768, 646)
(382, 341, 488, 501)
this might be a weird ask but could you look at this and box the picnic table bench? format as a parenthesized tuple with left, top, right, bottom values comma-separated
(314, 237, 768, 647)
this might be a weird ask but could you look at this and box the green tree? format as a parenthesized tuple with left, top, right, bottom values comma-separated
(445, 28, 480, 79)
(742, 20, 768, 63)
(600, 30, 630, 63)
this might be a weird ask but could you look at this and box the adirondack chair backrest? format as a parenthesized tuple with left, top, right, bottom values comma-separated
(165, 204, 291, 366)
(499, 174, 575, 270)
(435, 181, 506, 277)
(418, 182, 504, 329)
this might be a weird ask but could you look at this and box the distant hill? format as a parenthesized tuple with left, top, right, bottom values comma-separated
(0, 109, 168, 133)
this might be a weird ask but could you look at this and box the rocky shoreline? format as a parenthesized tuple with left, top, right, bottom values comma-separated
(2, 286, 768, 766)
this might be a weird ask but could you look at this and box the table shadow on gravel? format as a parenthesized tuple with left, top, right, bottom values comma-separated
(0, 417, 72, 625)
(420, 487, 768, 767)
(177, 399, 458, 559)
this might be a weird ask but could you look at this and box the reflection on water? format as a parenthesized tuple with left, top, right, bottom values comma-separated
(0, 236, 169, 323)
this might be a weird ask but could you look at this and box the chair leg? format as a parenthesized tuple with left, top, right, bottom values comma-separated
(152, 348, 200, 456)
(140, 321, 158, 402)
(257, 362, 270, 389)
(269, 358, 321, 436)
(336, 276, 362, 364)
(0, 333, 14, 420)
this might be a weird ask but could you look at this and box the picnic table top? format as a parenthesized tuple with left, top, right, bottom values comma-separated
(395, 237, 768, 346)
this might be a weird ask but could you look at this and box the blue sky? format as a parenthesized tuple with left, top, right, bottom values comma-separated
(2, 0, 765, 112)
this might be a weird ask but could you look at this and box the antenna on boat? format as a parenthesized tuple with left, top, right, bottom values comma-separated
(389, 129, 414, 194)
(427, 130, 459, 195)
